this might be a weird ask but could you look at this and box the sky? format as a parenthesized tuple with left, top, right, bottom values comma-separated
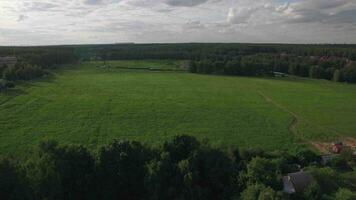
(0, 0, 355, 45)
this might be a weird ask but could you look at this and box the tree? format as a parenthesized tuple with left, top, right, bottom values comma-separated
(2, 66, 17, 81)
(241, 184, 265, 200)
(333, 69, 341, 82)
(182, 148, 237, 199)
(302, 181, 322, 200)
(26, 141, 96, 200)
(0, 157, 31, 200)
(342, 63, 356, 83)
(240, 184, 281, 200)
(246, 157, 281, 190)
(163, 135, 200, 163)
(334, 188, 356, 200)
(98, 140, 149, 200)
(309, 65, 325, 79)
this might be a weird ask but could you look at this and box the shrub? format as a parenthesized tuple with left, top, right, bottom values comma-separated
(246, 157, 282, 190)
(0, 157, 31, 199)
(334, 188, 356, 200)
(26, 141, 96, 200)
(97, 140, 149, 200)
(342, 63, 356, 83)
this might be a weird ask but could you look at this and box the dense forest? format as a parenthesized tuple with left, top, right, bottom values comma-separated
(1, 135, 355, 200)
(1, 43, 356, 90)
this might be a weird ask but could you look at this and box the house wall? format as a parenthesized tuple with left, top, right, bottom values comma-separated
(283, 176, 296, 194)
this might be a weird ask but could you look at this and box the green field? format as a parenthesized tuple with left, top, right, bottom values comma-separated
(1, 60, 356, 156)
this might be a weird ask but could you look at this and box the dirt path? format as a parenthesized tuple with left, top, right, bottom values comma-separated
(258, 91, 356, 153)
(258, 91, 300, 137)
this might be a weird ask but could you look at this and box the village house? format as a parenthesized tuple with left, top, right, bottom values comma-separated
(272, 71, 287, 77)
(0, 56, 17, 67)
(283, 171, 314, 194)
(320, 154, 338, 165)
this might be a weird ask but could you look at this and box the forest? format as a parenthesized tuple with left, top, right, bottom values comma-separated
(1, 135, 356, 200)
(1, 43, 356, 88)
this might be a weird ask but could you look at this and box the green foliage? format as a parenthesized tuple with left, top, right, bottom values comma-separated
(302, 181, 322, 200)
(240, 184, 282, 200)
(309, 167, 339, 195)
(309, 66, 325, 79)
(26, 140, 96, 200)
(342, 63, 356, 83)
(163, 135, 200, 162)
(3, 63, 45, 81)
(0, 135, 355, 200)
(334, 188, 356, 200)
(0, 157, 31, 200)
(246, 157, 282, 190)
(0, 79, 14, 91)
(333, 69, 342, 82)
(98, 140, 149, 200)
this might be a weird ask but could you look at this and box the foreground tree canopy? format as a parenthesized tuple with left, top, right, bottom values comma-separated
(1, 135, 355, 200)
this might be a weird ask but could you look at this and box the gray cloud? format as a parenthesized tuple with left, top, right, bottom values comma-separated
(0, 0, 355, 45)
(165, 0, 209, 7)
(17, 14, 27, 22)
(83, 0, 105, 5)
(300, 0, 348, 10)
(23, 1, 60, 11)
(227, 7, 256, 24)
(83, 0, 121, 5)
(286, 0, 356, 24)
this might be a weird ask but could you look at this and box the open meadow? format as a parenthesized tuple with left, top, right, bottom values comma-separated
(1, 60, 356, 156)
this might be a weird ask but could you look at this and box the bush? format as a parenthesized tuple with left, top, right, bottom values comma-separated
(246, 157, 282, 190)
(3, 63, 45, 81)
(329, 156, 352, 171)
(97, 140, 149, 200)
(0, 135, 353, 199)
(342, 63, 356, 83)
(0, 157, 30, 199)
(0, 79, 15, 91)
(334, 188, 356, 200)
(26, 141, 96, 200)
(240, 184, 282, 200)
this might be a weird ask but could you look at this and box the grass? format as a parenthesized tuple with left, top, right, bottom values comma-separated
(91, 59, 187, 70)
(1, 60, 356, 156)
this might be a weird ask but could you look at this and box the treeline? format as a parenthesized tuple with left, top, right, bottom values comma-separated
(0, 46, 79, 68)
(1, 135, 355, 200)
(189, 54, 356, 83)
(1, 43, 356, 84)
(0, 47, 79, 91)
(74, 43, 356, 61)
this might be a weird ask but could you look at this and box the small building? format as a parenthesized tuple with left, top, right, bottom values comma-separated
(321, 154, 338, 165)
(273, 71, 287, 77)
(283, 171, 314, 194)
(0, 56, 17, 67)
(332, 141, 343, 154)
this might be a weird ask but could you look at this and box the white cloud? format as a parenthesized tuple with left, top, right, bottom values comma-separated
(0, 0, 355, 45)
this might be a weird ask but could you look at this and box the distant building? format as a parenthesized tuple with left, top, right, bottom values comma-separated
(321, 154, 338, 165)
(272, 72, 287, 77)
(0, 56, 17, 67)
(283, 171, 314, 194)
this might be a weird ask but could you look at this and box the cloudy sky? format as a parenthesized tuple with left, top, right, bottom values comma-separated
(0, 0, 355, 45)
